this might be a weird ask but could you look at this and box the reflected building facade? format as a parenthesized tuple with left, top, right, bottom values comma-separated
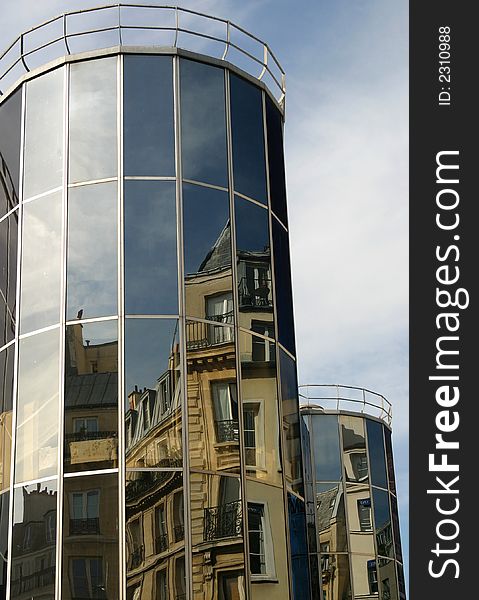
(300, 387, 406, 600)
(0, 6, 309, 600)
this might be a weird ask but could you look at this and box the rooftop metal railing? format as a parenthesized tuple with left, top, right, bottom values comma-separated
(298, 384, 393, 426)
(0, 3, 286, 104)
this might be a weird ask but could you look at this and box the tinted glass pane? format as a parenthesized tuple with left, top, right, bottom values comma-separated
(11, 480, 57, 599)
(351, 555, 378, 596)
(230, 74, 267, 204)
(0, 492, 9, 596)
(15, 329, 60, 483)
(0, 210, 17, 346)
(384, 428, 397, 495)
(20, 193, 62, 333)
(288, 493, 310, 599)
(265, 96, 288, 225)
(189, 472, 245, 595)
(64, 320, 118, 473)
(67, 182, 117, 320)
(397, 562, 406, 600)
(62, 473, 119, 599)
(125, 180, 177, 314)
(279, 351, 303, 493)
(24, 67, 64, 199)
(272, 217, 295, 354)
(180, 59, 227, 186)
(378, 558, 400, 600)
(341, 415, 368, 483)
(372, 488, 393, 558)
(314, 482, 348, 552)
(345, 483, 372, 533)
(0, 347, 13, 492)
(124, 55, 174, 176)
(390, 494, 403, 562)
(318, 555, 351, 600)
(0, 90, 21, 216)
(239, 331, 280, 484)
(367, 419, 388, 489)
(125, 319, 181, 468)
(312, 415, 341, 481)
(69, 57, 117, 183)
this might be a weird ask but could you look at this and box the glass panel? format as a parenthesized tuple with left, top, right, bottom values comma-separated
(311, 415, 341, 481)
(341, 415, 368, 483)
(67, 182, 117, 320)
(288, 492, 310, 599)
(235, 196, 274, 335)
(384, 428, 397, 495)
(0, 346, 13, 492)
(0, 491, 9, 597)
(396, 562, 406, 600)
(345, 482, 372, 533)
(265, 96, 288, 226)
(0, 210, 18, 346)
(20, 193, 62, 333)
(69, 57, 117, 183)
(366, 419, 388, 489)
(239, 331, 280, 484)
(351, 555, 379, 597)
(315, 482, 347, 552)
(230, 74, 267, 204)
(187, 321, 238, 473)
(378, 558, 400, 600)
(124, 55, 175, 176)
(125, 470, 184, 590)
(24, 67, 63, 199)
(272, 217, 295, 354)
(124, 180, 178, 314)
(372, 488, 393, 558)
(0, 90, 21, 216)
(125, 319, 182, 468)
(180, 59, 227, 187)
(246, 480, 288, 589)
(189, 472, 245, 596)
(319, 554, 351, 600)
(64, 320, 118, 473)
(183, 183, 232, 321)
(11, 480, 57, 599)
(62, 473, 119, 599)
(390, 494, 403, 563)
(15, 329, 59, 483)
(279, 350, 303, 493)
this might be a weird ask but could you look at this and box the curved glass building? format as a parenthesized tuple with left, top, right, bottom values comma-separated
(0, 5, 308, 600)
(300, 385, 406, 600)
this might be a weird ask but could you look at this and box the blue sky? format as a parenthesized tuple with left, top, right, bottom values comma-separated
(1, 0, 409, 583)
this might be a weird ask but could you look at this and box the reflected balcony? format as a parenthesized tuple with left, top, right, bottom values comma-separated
(238, 277, 272, 310)
(11, 565, 55, 595)
(214, 419, 239, 443)
(203, 500, 242, 541)
(186, 314, 234, 351)
(69, 517, 100, 535)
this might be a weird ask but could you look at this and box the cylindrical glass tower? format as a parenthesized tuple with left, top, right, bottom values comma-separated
(300, 385, 406, 600)
(0, 6, 309, 600)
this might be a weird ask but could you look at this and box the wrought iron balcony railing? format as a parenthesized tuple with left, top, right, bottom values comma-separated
(186, 315, 234, 351)
(69, 517, 100, 535)
(238, 277, 272, 309)
(11, 566, 55, 595)
(203, 499, 242, 541)
(66, 430, 118, 442)
(214, 419, 239, 443)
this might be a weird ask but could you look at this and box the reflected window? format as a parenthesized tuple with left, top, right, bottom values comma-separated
(70, 490, 100, 535)
(212, 382, 238, 443)
(341, 416, 368, 483)
(180, 59, 227, 186)
(0, 492, 10, 593)
(265, 96, 288, 225)
(368, 560, 379, 594)
(206, 294, 234, 344)
(367, 419, 388, 489)
(248, 502, 275, 578)
(243, 402, 264, 468)
(175, 557, 186, 599)
(358, 498, 372, 531)
(156, 570, 167, 600)
(71, 558, 104, 599)
(0, 347, 14, 491)
(230, 74, 267, 204)
(280, 351, 303, 490)
(155, 504, 167, 553)
(173, 492, 184, 542)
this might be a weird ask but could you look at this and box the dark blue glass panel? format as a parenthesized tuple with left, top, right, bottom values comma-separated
(390, 494, 403, 563)
(288, 493, 311, 600)
(384, 427, 397, 495)
(0, 90, 21, 217)
(312, 415, 342, 481)
(265, 95, 288, 225)
(272, 217, 295, 354)
(367, 419, 388, 489)
(372, 488, 394, 558)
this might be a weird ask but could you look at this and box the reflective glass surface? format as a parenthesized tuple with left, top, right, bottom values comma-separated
(11, 480, 57, 599)
(62, 473, 119, 599)
(272, 217, 295, 354)
(378, 558, 399, 600)
(189, 472, 245, 597)
(341, 415, 368, 483)
(124, 55, 175, 176)
(15, 329, 60, 483)
(397, 562, 406, 600)
(265, 96, 288, 226)
(351, 555, 379, 597)
(288, 492, 310, 599)
(345, 483, 373, 533)
(239, 331, 281, 484)
(67, 182, 117, 320)
(372, 489, 393, 558)
(69, 57, 117, 183)
(124, 181, 178, 314)
(0, 91, 21, 216)
(126, 470, 184, 595)
(279, 350, 303, 493)
(0, 210, 17, 346)
(20, 193, 62, 333)
(235, 196, 274, 334)
(312, 415, 341, 481)
(366, 419, 388, 489)
(0, 492, 9, 597)
(390, 494, 403, 563)
(319, 554, 351, 600)
(0, 346, 13, 492)
(24, 67, 64, 199)
(125, 319, 182, 468)
(180, 59, 228, 187)
(384, 428, 397, 495)
(230, 74, 267, 204)
(64, 320, 118, 473)
(315, 483, 348, 552)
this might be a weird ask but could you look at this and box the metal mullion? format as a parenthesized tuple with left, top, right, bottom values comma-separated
(124, 314, 180, 320)
(63, 467, 119, 479)
(233, 189, 268, 210)
(174, 54, 192, 600)
(182, 178, 228, 193)
(224, 67, 251, 600)
(0, 205, 19, 225)
(65, 314, 118, 326)
(5, 78, 26, 600)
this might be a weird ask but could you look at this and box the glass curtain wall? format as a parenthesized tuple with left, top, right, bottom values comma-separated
(0, 51, 305, 600)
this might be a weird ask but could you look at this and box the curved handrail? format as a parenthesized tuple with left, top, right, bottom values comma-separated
(0, 3, 285, 105)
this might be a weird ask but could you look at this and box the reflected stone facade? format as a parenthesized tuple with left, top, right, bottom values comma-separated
(0, 8, 309, 600)
(300, 388, 406, 600)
